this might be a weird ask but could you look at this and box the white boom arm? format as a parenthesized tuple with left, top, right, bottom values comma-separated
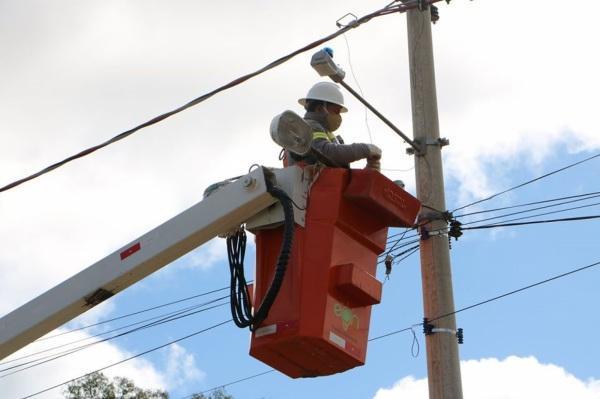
(0, 165, 308, 361)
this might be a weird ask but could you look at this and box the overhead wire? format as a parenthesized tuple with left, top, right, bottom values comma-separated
(380, 191, 600, 248)
(0, 296, 228, 369)
(428, 258, 600, 323)
(1, 299, 228, 377)
(459, 195, 600, 227)
(24, 211, 594, 396)
(18, 320, 231, 399)
(37, 285, 231, 341)
(454, 190, 600, 218)
(178, 257, 600, 397)
(0, 0, 441, 194)
(378, 238, 421, 262)
(373, 258, 600, 338)
(18, 188, 597, 391)
(463, 201, 600, 229)
(180, 370, 276, 399)
(383, 228, 411, 257)
(341, 31, 373, 144)
(462, 215, 600, 231)
(452, 152, 600, 213)
(383, 204, 600, 248)
(391, 244, 421, 265)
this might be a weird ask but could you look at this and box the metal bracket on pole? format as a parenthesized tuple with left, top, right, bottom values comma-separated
(406, 137, 449, 156)
(417, 0, 429, 11)
(420, 228, 448, 240)
(423, 318, 464, 344)
(417, 207, 451, 223)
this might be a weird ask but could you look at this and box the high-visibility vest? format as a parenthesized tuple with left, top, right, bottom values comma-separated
(312, 131, 337, 143)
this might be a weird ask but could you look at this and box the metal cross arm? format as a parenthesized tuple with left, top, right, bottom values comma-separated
(310, 49, 421, 154)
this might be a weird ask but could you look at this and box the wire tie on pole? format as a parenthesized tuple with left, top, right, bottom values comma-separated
(423, 318, 464, 344)
(419, 227, 447, 241)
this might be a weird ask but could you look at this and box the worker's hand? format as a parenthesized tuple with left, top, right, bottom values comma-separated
(365, 158, 381, 172)
(366, 144, 382, 160)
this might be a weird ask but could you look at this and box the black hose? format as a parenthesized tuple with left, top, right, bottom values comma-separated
(227, 186, 295, 331)
(227, 229, 253, 328)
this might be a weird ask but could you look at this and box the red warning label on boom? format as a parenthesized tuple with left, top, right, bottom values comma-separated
(120, 242, 141, 260)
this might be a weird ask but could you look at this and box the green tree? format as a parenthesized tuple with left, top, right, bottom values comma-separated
(63, 371, 234, 399)
(189, 389, 233, 399)
(63, 372, 168, 399)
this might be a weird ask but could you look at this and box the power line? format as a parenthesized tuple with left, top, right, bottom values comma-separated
(1, 300, 228, 377)
(394, 195, 600, 242)
(0, 0, 438, 194)
(18, 320, 231, 399)
(464, 201, 600, 228)
(378, 239, 421, 263)
(429, 259, 600, 323)
(181, 370, 276, 399)
(2, 302, 223, 366)
(21, 243, 596, 398)
(384, 205, 600, 248)
(385, 191, 600, 246)
(459, 195, 600, 226)
(178, 257, 600, 396)
(342, 31, 374, 144)
(372, 258, 600, 341)
(393, 245, 420, 265)
(454, 190, 600, 218)
(14, 177, 600, 377)
(383, 228, 412, 256)
(385, 230, 419, 246)
(381, 199, 600, 256)
(0, 296, 228, 370)
(462, 215, 600, 231)
(452, 152, 600, 213)
(37, 285, 230, 342)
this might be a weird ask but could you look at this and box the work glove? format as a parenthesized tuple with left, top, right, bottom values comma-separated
(366, 144, 382, 160)
(366, 158, 381, 172)
(365, 144, 382, 171)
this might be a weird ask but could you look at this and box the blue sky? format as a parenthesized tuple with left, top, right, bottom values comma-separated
(1, 1, 600, 398)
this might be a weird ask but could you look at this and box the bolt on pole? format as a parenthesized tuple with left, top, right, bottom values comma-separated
(404, 3, 464, 399)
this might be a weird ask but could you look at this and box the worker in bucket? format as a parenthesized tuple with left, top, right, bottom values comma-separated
(288, 81, 382, 170)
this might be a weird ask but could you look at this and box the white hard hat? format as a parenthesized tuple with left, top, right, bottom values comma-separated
(298, 81, 348, 112)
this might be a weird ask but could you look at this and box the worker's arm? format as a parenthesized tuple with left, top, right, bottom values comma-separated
(312, 138, 371, 167)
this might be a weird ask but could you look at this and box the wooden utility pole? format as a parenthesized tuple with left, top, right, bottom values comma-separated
(405, 4, 464, 399)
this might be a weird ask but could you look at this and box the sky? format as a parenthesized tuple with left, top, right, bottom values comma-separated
(1, 0, 600, 398)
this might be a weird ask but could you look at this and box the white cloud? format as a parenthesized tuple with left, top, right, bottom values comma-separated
(373, 356, 600, 399)
(1, 2, 600, 397)
(164, 343, 205, 389)
(433, 1, 600, 203)
(69, 300, 116, 330)
(172, 238, 228, 272)
(1, 329, 167, 399)
(3, 1, 598, 319)
(1, 329, 208, 398)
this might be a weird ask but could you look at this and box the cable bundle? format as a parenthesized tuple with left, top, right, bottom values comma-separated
(227, 186, 295, 331)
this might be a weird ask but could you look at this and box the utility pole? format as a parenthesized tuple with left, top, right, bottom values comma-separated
(404, 3, 464, 399)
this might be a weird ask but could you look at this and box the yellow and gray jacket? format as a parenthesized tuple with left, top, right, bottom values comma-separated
(287, 112, 371, 168)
